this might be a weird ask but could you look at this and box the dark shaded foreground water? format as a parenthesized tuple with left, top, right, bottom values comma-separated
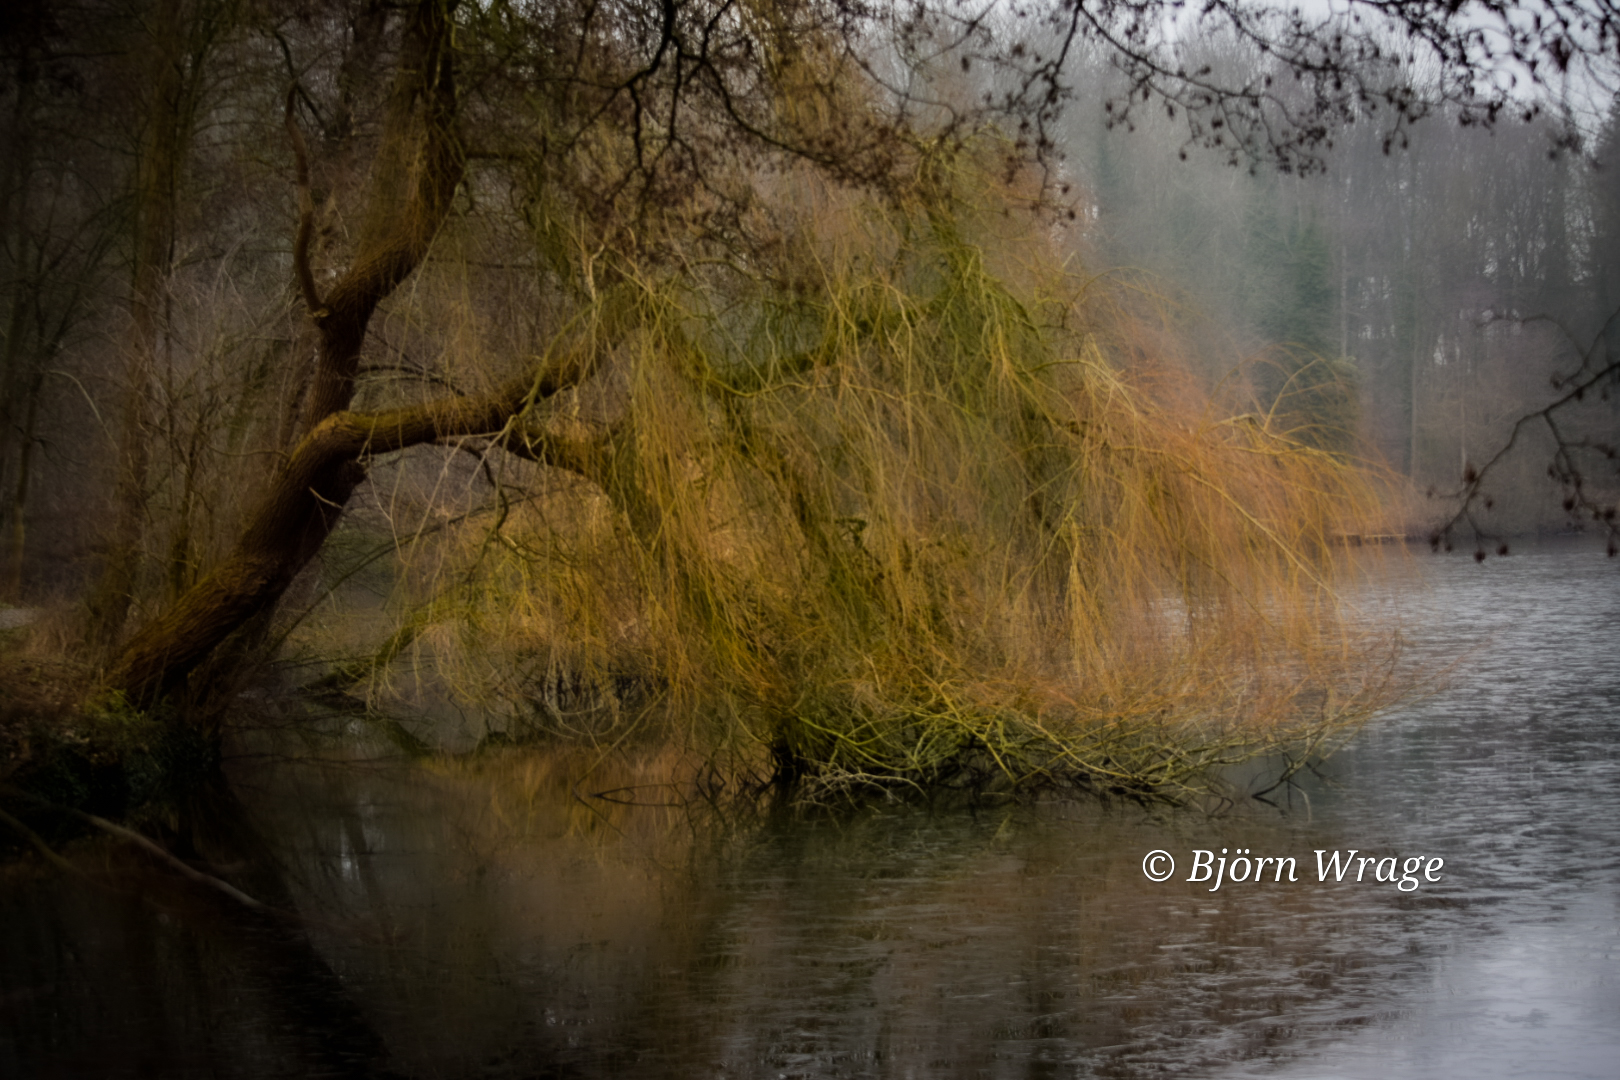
(4, 538, 1619, 1079)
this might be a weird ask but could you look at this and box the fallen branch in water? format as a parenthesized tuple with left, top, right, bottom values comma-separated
(0, 804, 81, 877)
(78, 811, 273, 914)
(0, 785, 270, 913)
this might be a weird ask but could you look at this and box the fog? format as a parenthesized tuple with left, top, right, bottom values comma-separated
(1049, 54, 1619, 538)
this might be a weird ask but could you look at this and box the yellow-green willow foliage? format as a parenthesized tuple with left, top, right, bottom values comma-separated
(332, 152, 1396, 800)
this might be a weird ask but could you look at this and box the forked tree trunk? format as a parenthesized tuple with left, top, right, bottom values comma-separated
(106, 369, 595, 705)
(105, 0, 496, 708)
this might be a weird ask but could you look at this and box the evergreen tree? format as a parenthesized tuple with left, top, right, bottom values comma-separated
(1246, 195, 1359, 450)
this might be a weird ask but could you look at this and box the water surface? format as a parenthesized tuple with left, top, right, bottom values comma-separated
(3, 538, 1618, 1078)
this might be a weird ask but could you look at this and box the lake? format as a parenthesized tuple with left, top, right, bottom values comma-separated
(3, 537, 1618, 1078)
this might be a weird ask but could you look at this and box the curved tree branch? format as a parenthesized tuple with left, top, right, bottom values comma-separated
(284, 84, 324, 317)
(1433, 306, 1620, 558)
(302, 0, 466, 431)
(107, 347, 598, 707)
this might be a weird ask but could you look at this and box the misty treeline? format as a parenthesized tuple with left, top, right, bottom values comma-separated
(0, 0, 1615, 794)
(1064, 63, 1620, 539)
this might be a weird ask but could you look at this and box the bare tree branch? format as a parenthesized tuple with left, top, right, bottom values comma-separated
(1433, 307, 1620, 558)
(283, 84, 324, 318)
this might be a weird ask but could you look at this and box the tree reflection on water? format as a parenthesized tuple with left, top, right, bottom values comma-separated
(4, 539, 1619, 1079)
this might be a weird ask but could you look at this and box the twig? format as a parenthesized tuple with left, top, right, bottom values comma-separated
(1434, 306, 1620, 554)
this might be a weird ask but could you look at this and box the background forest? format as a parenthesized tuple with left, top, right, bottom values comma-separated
(1066, 65, 1620, 536)
(0, 0, 1616, 800)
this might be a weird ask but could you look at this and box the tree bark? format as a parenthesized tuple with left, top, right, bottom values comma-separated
(293, 0, 463, 435)
(108, 360, 597, 705)
(105, 0, 478, 707)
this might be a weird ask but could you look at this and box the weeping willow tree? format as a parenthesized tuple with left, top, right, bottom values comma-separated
(292, 143, 1395, 799)
(74, 0, 1458, 802)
